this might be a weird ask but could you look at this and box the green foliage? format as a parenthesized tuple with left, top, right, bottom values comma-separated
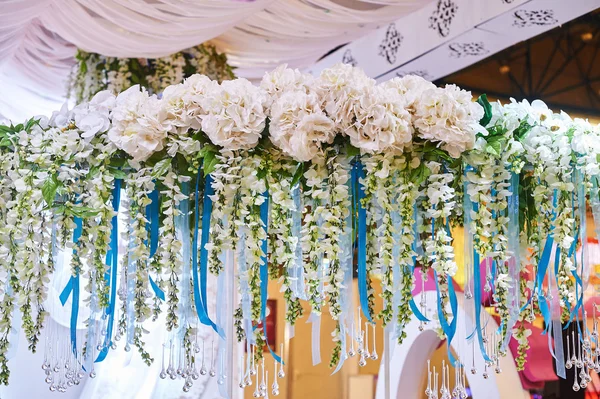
(477, 94, 493, 127)
(41, 173, 61, 206)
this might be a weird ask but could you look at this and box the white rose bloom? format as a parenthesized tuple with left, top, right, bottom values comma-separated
(201, 78, 268, 150)
(108, 85, 170, 162)
(316, 63, 375, 131)
(345, 85, 413, 153)
(269, 91, 335, 162)
(413, 84, 484, 158)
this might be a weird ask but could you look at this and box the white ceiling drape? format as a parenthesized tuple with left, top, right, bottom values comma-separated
(0, 0, 430, 121)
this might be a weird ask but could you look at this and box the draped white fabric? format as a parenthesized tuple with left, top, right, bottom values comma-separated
(0, 0, 429, 121)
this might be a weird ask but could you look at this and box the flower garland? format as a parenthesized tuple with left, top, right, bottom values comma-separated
(69, 43, 235, 103)
(1, 63, 599, 393)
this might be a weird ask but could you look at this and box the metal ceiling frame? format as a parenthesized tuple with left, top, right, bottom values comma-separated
(437, 10, 600, 116)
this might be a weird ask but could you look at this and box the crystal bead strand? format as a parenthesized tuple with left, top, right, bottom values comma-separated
(271, 358, 280, 395)
(370, 324, 378, 360)
(278, 343, 285, 378)
(425, 360, 432, 398)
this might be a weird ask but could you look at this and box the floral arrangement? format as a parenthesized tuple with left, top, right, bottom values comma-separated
(68, 43, 235, 103)
(1, 63, 599, 394)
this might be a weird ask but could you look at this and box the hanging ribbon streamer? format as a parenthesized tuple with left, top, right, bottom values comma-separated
(463, 171, 475, 341)
(390, 210, 402, 342)
(95, 178, 121, 362)
(431, 217, 458, 365)
(125, 211, 136, 349)
(194, 170, 223, 337)
(501, 172, 521, 351)
(291, 185, 306, 300)
(308, 311, 322, 366)
(354, 160, 373, 324)
(59, 215, 83, 355)
(576, 170, 588, 291)
(470, 198, 492, 363)
(332, 193, 354, 374)
(216, 250, 230, 399)
(409, 204, 429, 323)
(259, 190, 283, 364)
(146, 188, 165, 300)
(177, 182, 192, 331)
(547, 241, 566, 378)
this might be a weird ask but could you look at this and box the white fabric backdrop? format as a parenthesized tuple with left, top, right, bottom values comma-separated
(0, 0, 429, 121)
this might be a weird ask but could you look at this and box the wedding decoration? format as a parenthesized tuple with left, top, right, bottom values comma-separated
(0, 62, 599, 398)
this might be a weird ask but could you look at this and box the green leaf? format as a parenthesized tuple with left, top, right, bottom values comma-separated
(109, 155, 129, 168)
(108, 167, 128, 179)
(477, 94, 493, 127)
(257, 168, 268, 180)
(346, 142, 360, 158)
(24, 118, 40, 132)
(41, 174, 61, 206)
(202, 151, 219, 177)
(514, 120, 533, 141)
(69, 206, 100, 218)
(0, 137, 12, 148)
(291, 162, 305, 187)
(410, 163, 432, 185)
(151, 158, 172, 178)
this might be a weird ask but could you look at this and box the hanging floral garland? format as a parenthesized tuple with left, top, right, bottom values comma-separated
(68, 43, 235, 103)
(1, 63, 599, 396)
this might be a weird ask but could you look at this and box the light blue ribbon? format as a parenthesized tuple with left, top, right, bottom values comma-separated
(410, 204, 429, 322)
(193, 170, 223, 337)
(501, 172, 521, 351)
(430, 216, 458, 365)
(59, 215, 83, 355)
(96, 178, 121, 362)
(470, 198, 492, 363)
(354, 160, 373, 324)
(332, 189, 353, 374)
(146, 188, 165, 301)
(259, 190, 283, 364)
(291, 186, 306, 299)
(177, 182, 192, 332)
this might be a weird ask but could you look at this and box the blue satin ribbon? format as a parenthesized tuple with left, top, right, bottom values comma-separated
(354, 160, 373, 324)
(59, 215, 83, 354)
(259, 190, 283, 364)
(145, 188, 165, 301)
(430, 216, 458, 365)
(410, 204, 429, 322)
(193, 170, 223, 337)
(96, 178, 122, 362)
(520, 191, 558, 315)
(471, 199, 492, 363)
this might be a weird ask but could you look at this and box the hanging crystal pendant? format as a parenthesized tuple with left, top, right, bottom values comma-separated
(278, 343, 285, 378)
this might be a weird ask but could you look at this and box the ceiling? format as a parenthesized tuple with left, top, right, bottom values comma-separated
(438, 9, 600, 118)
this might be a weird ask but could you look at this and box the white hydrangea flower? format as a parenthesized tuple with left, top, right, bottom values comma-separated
(381, 74, 436, 113)
(108, 85, 171, 162)
(269, 90, 335, 162)
(344, 85, 413, 153)
(315, 63, 376, 131)
(201, 78, 268, 150)
(413, 84, 485, 158)
(261, 64, 313, 111)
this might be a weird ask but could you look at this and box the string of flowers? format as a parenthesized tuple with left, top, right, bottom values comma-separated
(68, 43, 234, 103)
